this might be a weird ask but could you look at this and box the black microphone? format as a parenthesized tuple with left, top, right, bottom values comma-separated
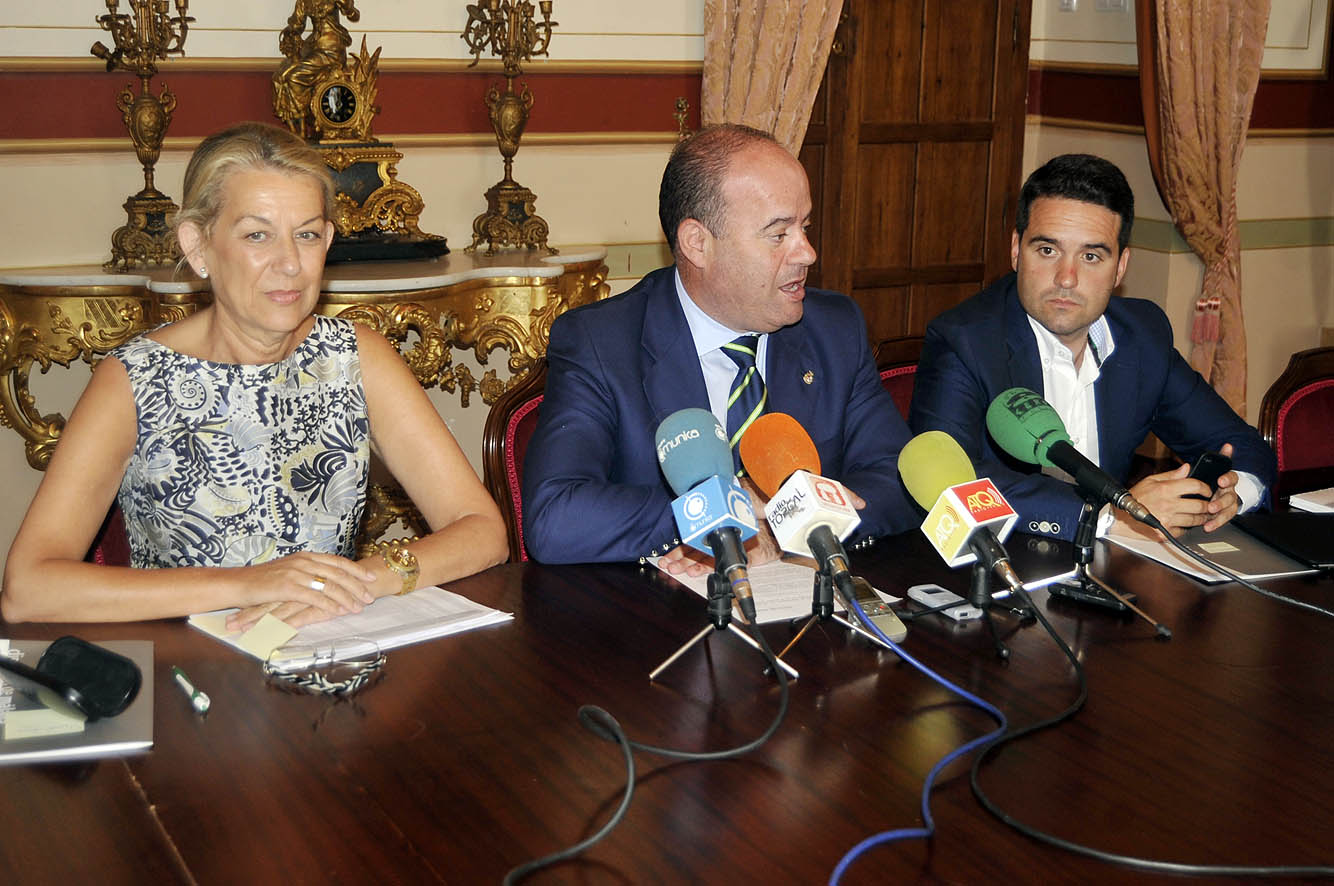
(985, 387, 1156, 525)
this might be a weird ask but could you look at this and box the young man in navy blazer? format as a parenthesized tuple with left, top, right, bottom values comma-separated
(522, 124, 918, 568)
(909, 153, 1274, 542)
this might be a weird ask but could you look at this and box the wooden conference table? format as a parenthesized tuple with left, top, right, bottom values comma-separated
(2, 533, 1332, 885)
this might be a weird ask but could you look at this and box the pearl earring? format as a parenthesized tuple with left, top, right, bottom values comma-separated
(198, 266, 208, 278)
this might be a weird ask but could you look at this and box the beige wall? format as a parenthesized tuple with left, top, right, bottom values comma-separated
(0, 1, 705, 61)
(0, 143, 672, 269)
(1023, 122, 1334, 426)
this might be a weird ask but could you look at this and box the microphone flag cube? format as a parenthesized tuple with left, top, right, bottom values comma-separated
(763, 469, 861, 558)
(921, 477, 1018, 567)
(671, 474, 759, 555)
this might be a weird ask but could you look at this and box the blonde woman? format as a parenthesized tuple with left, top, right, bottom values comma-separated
(3, 122, 506, 627)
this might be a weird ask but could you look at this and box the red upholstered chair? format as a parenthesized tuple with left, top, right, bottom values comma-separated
(873, 335, 926, 420)
(481, 359, 548, 562)
(87, 504, 131, 566)
(1258, 346, 1334, 497)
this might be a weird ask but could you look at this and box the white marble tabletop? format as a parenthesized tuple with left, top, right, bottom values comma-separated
(0, 247, 608, 295)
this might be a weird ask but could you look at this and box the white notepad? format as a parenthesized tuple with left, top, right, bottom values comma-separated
(1289, 486, 1334, 513)
(190, 586, 513, 665)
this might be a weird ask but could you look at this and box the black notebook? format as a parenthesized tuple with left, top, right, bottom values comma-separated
(1233, 511, 1334, 570)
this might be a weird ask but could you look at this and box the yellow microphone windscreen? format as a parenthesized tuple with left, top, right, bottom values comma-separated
(898, 431, 977, 510)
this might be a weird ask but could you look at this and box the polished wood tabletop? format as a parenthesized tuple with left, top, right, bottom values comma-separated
(2, 533, 1332, 885)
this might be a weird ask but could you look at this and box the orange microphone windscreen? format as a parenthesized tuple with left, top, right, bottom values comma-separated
(738, 413, 821, 498)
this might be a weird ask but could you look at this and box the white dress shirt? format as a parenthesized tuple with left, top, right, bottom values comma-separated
(1027, 314, 1261, 527)
(674, 269, 767, 432)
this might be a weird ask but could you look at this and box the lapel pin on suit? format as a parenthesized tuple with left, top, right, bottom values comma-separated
(802, 370, 814, 385)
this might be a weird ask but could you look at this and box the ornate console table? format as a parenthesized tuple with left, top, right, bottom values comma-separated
(0, 250, 608, 471)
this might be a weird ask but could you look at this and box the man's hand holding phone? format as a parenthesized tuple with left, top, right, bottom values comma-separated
(1189, 444, 1242, 531)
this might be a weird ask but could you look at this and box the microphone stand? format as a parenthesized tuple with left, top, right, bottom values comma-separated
(774, 566, 898, 664)
(650, 569, 800, 681)
(1049, 499, 1172, 638)
(899, 564, 1034, 660)
(966, 560, 1027, 660)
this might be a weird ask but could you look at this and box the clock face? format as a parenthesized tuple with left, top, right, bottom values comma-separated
(320, 84, 357, 124)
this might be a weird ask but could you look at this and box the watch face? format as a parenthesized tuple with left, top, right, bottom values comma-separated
(320, 84, 356, 124)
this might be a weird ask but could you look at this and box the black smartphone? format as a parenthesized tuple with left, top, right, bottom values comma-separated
(1185, 451, 1233, 500)
(0, 637, 141, 722)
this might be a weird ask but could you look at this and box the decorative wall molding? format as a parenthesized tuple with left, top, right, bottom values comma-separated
(0, 131, 685, 156)
(1027, 113, 1334, 139)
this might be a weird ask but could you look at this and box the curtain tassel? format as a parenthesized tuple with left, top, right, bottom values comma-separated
(1190, 294, 1222, 344)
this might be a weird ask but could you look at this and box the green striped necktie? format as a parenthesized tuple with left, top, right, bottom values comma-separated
(722, 334, 767, 475)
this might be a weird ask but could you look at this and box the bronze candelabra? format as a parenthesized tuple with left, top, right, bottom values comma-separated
(461, 0, 558, 255)
(91, 0, 193, 271)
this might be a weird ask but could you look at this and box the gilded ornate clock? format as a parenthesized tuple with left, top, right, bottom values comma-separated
(319, 82, 357, 125)
(272, 1, 447, 261)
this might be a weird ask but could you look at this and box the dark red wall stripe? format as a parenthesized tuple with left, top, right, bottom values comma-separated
(5, 63, 1327, 141)
(0, 70, 703, 140)
(1028, 67, 1334, 131)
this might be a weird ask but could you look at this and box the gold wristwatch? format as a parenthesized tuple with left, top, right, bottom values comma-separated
(381, 542, 420, 596)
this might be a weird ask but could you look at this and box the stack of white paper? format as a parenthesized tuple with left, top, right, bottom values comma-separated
(1289, 487, 1334, 513)
(190, 586, 513, 665)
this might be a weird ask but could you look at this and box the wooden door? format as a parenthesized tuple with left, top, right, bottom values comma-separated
(800, 0, 1032, 344)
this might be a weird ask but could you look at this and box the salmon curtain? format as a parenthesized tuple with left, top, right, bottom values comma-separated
(1136, 0, 1270, 414)
(701, 0, 844, 154)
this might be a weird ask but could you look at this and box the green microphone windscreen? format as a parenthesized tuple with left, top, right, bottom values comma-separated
(985, 387, 1072, 468)
(898, 431, 977, 510)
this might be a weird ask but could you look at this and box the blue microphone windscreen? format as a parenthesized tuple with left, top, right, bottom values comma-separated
(655, 408, 733, 495)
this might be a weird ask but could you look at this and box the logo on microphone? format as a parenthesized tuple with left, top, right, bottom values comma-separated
(812, 477, 847, 507)
(956, 479, 1015, 522)
(1004, 389, 1044, 420)
(726, 486, 755, 523)
(656, 427, 700, 463)
(682, 490, 707, 521)
(932, 505, 960, 546)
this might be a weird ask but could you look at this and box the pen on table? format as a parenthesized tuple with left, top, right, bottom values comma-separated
(171, 665, 211, 714)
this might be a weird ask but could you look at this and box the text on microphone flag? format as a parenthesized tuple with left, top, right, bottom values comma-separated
(921, 477, 1019, 568)
(957, 479, 1015, 522)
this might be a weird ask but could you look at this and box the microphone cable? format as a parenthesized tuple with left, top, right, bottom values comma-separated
(829, 595, 1011, 885)
(966, 573, 1334, 878)
(840, 570, 1334, 879)
(1146, 516, 1334, 620)
(503, 618, 790, 885)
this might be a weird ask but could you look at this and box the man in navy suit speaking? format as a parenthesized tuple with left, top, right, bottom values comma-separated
(909, 153, 1274, 542)
(522, 124, 918, 569)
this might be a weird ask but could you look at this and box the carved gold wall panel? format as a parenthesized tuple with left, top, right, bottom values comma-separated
(0, 254, 608, 471)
